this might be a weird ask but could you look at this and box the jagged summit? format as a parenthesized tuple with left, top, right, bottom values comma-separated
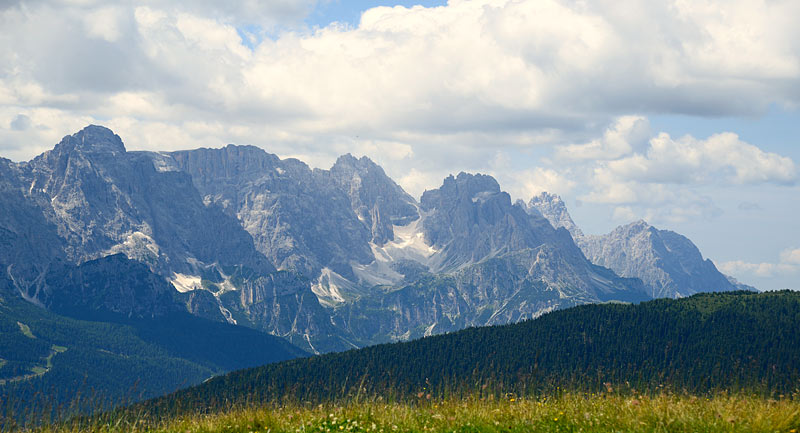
(528, 190, 742, 298)
(580, 221, 737, 298)
(332, 153, 376, 168)
(450, 172, 502, 194)
(421, 172, 504, 212)
(328, 152, 418, 245)
(168, 143, 283, 189)
(527, 191, 584, 239)
(53, 124, 125, 155)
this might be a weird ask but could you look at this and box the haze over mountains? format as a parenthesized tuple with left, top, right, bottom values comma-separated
(0, 126, 744, 356)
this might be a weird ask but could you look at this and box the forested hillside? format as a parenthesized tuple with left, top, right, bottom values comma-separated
(146, 291, 800, 415)
(0, 275, 306, 416)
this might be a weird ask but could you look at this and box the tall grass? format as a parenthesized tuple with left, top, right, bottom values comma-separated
(12, 391, 800, 433)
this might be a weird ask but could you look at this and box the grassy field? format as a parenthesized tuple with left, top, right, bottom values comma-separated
(14, 392, 800, 433)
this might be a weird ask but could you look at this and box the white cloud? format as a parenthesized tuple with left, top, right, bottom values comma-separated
(720, 247, 800, 278)
(718, 260, 795, 278)
(604, 132, 796, 186)
(515, 167, 577, 198)
(2, 0, 799, 164)
(575, 123, 797, 210)
(611, 206, 637, 223)
(83, 6, 125, 42)
(780, 248, 800, 266)
(555, 116, 651, 161)
(397, 168, 443, 199)
(0, 0, 798, 219)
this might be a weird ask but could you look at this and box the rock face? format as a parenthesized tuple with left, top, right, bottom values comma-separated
(21, 126, 273, 277)
(420, 174, 551, 270)
(326, 154, 419, 245)
(527, 192, 741, 298)
(527, 192, 584, 239)
(1, 126, 337, 352)
(0, 157, 66, 294)
(167, 145, 373, 281)
(579, 221, 737, 298)
(328, 173, 647, 346)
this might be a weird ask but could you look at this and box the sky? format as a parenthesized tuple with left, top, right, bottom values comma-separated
(0, 0, 798, 291)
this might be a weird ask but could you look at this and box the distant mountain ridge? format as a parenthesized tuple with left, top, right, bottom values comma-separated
(526, 192, 741, 298)
(1, 125, 741, 358)
(149, 133, 649, 348)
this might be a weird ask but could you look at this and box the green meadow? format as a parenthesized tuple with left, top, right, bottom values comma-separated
(9, 392, 799, 433)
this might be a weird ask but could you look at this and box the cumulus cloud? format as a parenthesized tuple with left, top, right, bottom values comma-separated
(720, 248, 800, 278)
(1, 0, 799, 165)
(718, 261, 795, 278)
(781, 248, 800, 266)
(516, 167, 577, 198)
(525, 115, 795, 225)
(555, 116, 651, 161)
(567, 117, 797, 208)
(602, 132, 796, 186)
(0, 0, 799, 210)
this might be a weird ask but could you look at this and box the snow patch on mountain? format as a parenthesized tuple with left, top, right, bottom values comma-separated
(373, 212, 437, 264)
(351, 209, 438, 288)
(149, 152, 181, 172)
(171, 273, 202, 293)
(311, 267, 352, 307)
(351, 258, 404, 288)
(108, 231, 160, 263)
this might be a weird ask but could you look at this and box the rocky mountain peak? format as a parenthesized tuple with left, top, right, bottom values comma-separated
(332, 153, 376, 170)
(169, 144, 282, 187)
(421, 172, 504, 212)
(527, 192, 584, 239)
(580, 219, 736, 298)
(610, 220, 656, 238)
(626, 219, 652, 230)
(328, 153, 418, 245)
(53, 125, 126, 156)
(452, 172, 501, 194)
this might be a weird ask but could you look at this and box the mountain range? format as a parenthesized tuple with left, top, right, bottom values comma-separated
(0, 125, 749, 402)
(525, 192, 743, 299)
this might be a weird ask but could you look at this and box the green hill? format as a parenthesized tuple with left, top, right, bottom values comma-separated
(144, 290, 800, 415)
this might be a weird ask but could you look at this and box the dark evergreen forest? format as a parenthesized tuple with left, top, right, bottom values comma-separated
(146, 290, 800, 415)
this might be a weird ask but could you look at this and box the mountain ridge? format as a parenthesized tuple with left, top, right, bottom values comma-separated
(526, 191, 743, 298)
(1, 125, 742, 357)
